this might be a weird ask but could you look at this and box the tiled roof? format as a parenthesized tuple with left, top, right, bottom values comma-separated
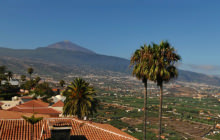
(7, 100, 61, 116)
(18, 99, 49, 107)
(0, 119, 50, 140)
(0, 118, 138, 140)
(51, 100, 64, 107)
(0, 110, 50, 119)
(7, 107, 61, 115)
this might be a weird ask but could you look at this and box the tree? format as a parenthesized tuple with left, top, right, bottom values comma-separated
(7, 71, 13, 81)
(0, 66, 7, 86)
(20, 75, 26, 82)
(151, 41, 181, 140)
(34, 76, 41, 84)
(27, 67, 34, 80)
(59, 80, 65, 87)
(63, 78, 98, 119)
(34, 82, 54, 102)
(130, 44, 153, 140)
(22, 114, 43, 140)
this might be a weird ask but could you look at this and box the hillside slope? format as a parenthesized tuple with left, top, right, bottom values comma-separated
(0, 41, 220, 86)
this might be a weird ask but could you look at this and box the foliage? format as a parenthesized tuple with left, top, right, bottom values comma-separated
(63, 78, 98, 119)
(0, 82, 19, 100)
(0, 66, 8, 85)
(130, 44, 153, 140)
(22, 114, 43, 125)
(150, 41, 181, 85)
(27, 67, 34, 79)
(59, 80, 65, 87)
(34, 82, 54, 102)
(20, 75, 26, 81)
(34, 76, 41, 84)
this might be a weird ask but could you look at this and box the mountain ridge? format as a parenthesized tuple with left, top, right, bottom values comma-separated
(46, 40, 96, 54)
(0, 41, 220, 86)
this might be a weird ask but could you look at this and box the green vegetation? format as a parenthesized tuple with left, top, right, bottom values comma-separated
(59, 80, 65, 87)
(27, 67, 34, 80)
(130, 44, 153, 140)
(33, 82, 55, 102)
(63, 78, 99, 119)
(0, 66, 19, 99)
(130, 41, 181, 140)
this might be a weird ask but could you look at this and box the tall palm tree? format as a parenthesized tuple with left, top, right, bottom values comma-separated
(130, 44, 153, 140)
(151, 41, 181, 140)
(63, 78, 98, 119)
(22, 114, 43, 140)
(27, 67, 34, 80)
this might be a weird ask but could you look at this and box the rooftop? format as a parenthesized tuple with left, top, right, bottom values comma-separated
(7, 100, 60, 116)
(0, 110, 50, 119)
(51, 100, 64, 107)
(0, 118, 138, 140)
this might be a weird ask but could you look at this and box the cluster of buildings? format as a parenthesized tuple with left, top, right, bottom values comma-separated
(0, 95, 138, 140)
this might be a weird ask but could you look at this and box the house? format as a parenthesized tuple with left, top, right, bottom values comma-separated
(52, 94, 66, 103)
(51, 100, 64, 112)
(7, 99, 61, 117)
(1, 79, 20, 86)
(0, 100, 21, 110)
(0, 118, 138, 140)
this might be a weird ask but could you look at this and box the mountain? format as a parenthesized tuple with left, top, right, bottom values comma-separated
(46, 40, 95, 54)
(0, 41, 220, 86)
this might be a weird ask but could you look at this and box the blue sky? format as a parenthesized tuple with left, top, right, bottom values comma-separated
(1, 0, 220, 75)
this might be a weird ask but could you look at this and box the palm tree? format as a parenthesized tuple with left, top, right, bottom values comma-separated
(22, 114, 43, 140)
(27, 67, 34, 80)
(63, 78, 98, 119)
(151, 41, 181, 140)
(130, 44, 153, 140)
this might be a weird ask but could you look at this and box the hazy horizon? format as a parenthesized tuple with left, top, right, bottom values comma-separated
(1, 0, 220, 75)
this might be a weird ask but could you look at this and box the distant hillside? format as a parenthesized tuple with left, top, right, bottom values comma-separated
(46, 40, 95, 54)
(0, 41, 220, 86)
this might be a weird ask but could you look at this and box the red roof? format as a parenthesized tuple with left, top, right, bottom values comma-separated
(0, 110, 50, 119)
(18, 99, 49, 107)
(0, 118, 138, 140)
(51, 100, 64, 107)
(52, 88, 59, 92)
(7, 100, 60, 116)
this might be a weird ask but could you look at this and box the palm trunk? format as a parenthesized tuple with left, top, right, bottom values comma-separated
(158, 83, 163, 140)
(143, 80, 148, 140)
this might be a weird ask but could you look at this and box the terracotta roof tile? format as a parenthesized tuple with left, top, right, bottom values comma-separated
(0, 118, 138, 140)
(0, 110, 50, 119)
(51, 100, 64, 107)
(7, 100, 61, 116)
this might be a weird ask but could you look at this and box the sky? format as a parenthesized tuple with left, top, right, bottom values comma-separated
(1, 0, 220, 75)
